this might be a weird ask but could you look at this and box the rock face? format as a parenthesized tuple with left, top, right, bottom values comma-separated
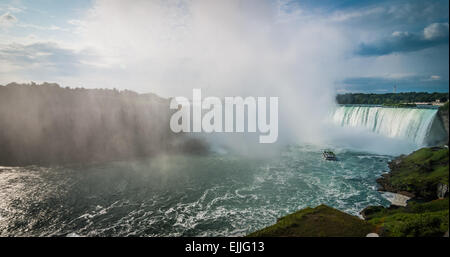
(376, 173, 415, 198)
(437, 183, 449, 199)
(377, 147, 449, 200)
(438, 103, 449, 145)
(360, 206, 385, 220)
(380, 192, 411, 207)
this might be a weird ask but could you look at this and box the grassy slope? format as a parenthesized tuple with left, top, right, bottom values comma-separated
(365, 147, 449, 236)
(387, 147, 449, 199)
(364, 199, 449, 237)
(247, 205, 374, 237)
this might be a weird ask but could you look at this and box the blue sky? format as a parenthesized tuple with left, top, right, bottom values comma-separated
(0, 0, 448, 95)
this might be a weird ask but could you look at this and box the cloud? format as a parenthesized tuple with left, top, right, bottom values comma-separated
(0, 42, 103, 79)
(1, 0, 448, 99)
(0, 11, 65, 31)
(74, 0, 349, 95)
(328, 0, 448, 29)
(67, 19, 85, 26)
(330, 6, 385, 22)
(424, 22, 449, 39)
(430, 75, 441, 80)
(422, 75, 442, 82)
(357, 22, 449, 56)
(6, 6, 24, 13)
(17, 23, 68, 31)
(0, 12, 17, 27)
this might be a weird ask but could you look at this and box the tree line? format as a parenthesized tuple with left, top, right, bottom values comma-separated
(336, 92, 449, 105)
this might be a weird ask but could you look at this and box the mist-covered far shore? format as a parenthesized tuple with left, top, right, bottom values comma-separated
(0, 82, 208, 166)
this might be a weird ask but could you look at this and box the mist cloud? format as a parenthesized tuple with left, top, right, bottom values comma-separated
(1, 0, 448, 151)
(70, 0, 352, 145)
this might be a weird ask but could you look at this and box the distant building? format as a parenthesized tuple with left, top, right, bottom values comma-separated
(432, 99, 445, 106)
(413, 100, 445, 107)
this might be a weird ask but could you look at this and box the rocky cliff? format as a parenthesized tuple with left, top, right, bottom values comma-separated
(0, 82, 207, 166)
(438, 102, 449, 145)
(362, 146, 449, 237)
(377, 147, 449, 200)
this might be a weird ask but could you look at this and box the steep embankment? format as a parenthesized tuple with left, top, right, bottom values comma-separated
(438, 102, 449, 144)
(0, 83, 207, 166)
(377, 147, 449, 200)
(362, 146, 449, 237)
(361, 199, 448, 237)
(247, 205, 374, 237)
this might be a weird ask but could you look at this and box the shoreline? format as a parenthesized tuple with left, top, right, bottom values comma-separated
(248, 146, 449, 237)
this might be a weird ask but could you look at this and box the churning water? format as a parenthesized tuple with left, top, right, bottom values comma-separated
(0, 145, 391, 236)
(1, 105, 446, 237)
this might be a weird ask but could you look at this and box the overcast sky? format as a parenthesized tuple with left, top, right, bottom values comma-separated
(0, 0, 448, 96)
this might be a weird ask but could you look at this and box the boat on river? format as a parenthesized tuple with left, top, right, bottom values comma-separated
(322, 150, 337, 161)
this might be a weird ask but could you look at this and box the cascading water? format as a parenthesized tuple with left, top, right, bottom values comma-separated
(331, 105, 445, 146)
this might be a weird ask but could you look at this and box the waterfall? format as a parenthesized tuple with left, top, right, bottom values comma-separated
(331, 105, 443, 146)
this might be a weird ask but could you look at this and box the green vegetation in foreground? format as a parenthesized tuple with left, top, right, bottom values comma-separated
(336, 92, 448, 105)
(363, 199, 449, 237)
(382, 147, 449, 199)
(247, 205, 374, 237)
(365, 146, 449, 237)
